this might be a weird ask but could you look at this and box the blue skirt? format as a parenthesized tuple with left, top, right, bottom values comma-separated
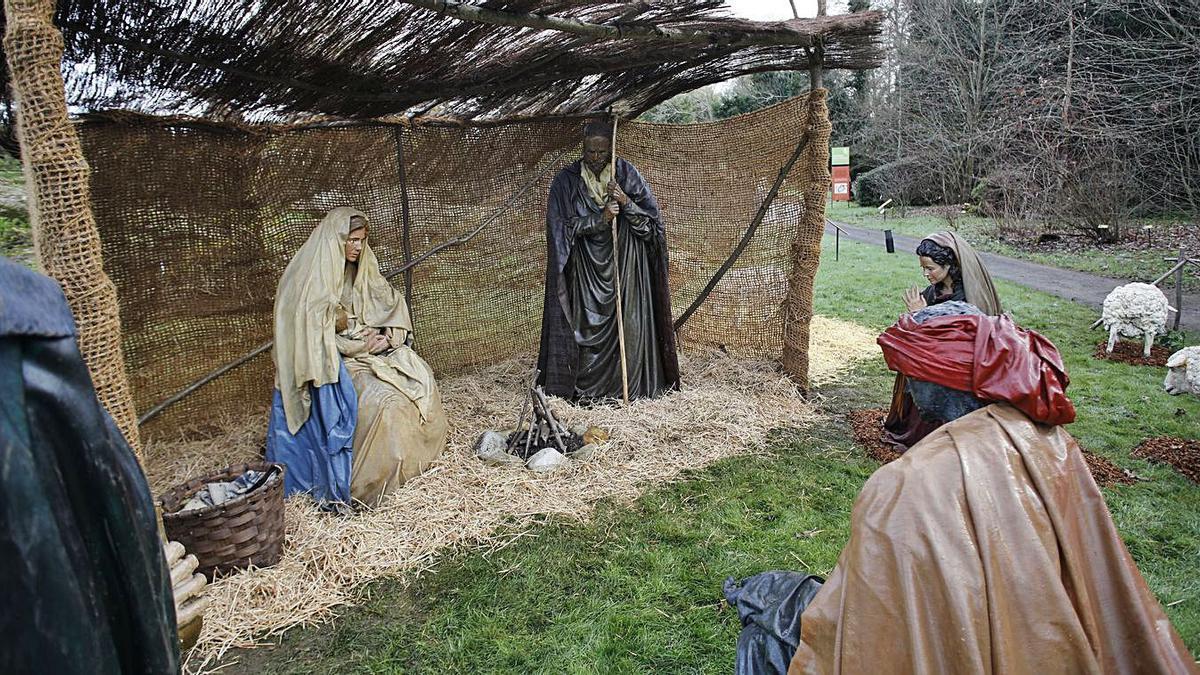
(266, 361, 357, 504)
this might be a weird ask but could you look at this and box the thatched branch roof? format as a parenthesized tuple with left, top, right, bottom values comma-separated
(4, 1, 883, 123)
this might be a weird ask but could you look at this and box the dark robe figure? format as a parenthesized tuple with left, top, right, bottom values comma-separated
(0, 257, 180, 675)
(537, 122, 680, 401)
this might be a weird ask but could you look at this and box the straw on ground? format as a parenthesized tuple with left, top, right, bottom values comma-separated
(140, 315, 880, 674)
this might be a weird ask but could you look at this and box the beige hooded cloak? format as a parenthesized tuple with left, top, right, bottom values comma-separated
(273, 207, 447, 505)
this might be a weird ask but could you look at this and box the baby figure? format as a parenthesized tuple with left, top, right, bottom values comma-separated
(335, 305, 388, 354)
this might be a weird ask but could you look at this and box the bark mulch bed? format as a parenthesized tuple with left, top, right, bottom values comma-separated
(1132, 436, 1200, 485)
(1092, 340, 1171, 367)
(994, 218, 1200, 267)
(847, 407, 902, 464)
(1078, 448, 1139, 487)
(847, 407, 1137, 487)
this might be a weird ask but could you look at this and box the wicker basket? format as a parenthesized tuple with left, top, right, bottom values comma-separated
(160, 462, 286, 580)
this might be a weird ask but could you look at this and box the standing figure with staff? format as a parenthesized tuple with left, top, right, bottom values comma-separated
(537, 119, 680, 403)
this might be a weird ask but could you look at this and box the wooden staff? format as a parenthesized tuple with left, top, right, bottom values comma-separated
(610, 114, 630, 406)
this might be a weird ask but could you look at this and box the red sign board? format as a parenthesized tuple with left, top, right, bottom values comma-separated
(831, 165, 851, 202)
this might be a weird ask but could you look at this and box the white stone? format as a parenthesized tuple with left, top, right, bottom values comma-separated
(475, 430, 507, 456)
(475, 431, 523, 466)
(527, 447, 569, 472)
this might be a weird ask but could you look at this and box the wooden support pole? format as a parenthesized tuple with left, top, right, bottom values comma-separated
(809, 0, 826, 88)
(1174, 247, 1184, 331)
(4, 0, 142, 456)
(781, 88, 831, 390)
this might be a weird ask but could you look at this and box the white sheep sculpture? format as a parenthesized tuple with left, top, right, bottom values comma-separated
(1099, 282, 1176, 357)
(1164, 346, 1200, 396)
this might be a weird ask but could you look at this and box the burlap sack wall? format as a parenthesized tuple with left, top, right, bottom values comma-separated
(79, 96, 821, 435)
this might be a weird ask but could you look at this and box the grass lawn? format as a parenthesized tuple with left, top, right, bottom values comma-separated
(828, 201, 1200, 293)
(219, 235, 1199, 674)
(0, 154, 31, 265)
(0, 214, 31, 260)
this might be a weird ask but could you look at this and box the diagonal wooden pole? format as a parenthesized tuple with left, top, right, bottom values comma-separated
(674, 127, 813, 330)
(610, 114, 630, 406)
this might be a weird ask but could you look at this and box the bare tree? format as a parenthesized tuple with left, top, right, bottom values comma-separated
(852, 0, 1200, 238)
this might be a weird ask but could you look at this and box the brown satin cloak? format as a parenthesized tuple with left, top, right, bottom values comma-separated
(791, 404, 1196, 674)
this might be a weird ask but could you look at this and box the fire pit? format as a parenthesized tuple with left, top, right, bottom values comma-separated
(476, 374, 608, 472)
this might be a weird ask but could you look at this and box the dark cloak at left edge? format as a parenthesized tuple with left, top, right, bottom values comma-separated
(0, 257, 180, 675)
(537, 157, 680, 400)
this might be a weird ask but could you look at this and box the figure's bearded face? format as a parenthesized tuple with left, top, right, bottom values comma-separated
(583, 136, 611, 175)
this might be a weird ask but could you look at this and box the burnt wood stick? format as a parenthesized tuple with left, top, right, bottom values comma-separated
(533, 386, 568, 451)
(506, 408, 529, 452)
(506, 368, 540, 452)
(533, 386, 567, 435)
(528, 391, 557, 451)
(507, 383, 535, 450)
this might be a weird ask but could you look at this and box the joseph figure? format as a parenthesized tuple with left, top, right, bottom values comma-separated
(537, 120, 680, 401)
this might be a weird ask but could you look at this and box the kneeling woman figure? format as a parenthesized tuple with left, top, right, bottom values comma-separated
(268, 207, 447, 507)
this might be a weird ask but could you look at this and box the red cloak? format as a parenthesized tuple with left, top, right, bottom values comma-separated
(877, 313, 1076, 427)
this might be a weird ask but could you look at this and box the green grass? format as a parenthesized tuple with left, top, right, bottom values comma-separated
(0, 153, 22, 183)
(220, 426, 879, 675)
(828, 201, 1200, 292)
(0, 153, 31, 265)
(227, 436, 875, 674)
(219, 236, 1200, 673)
(0, 214, 31, 260)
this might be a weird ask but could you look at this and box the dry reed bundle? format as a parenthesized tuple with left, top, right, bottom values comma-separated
(140, 316, 879, 673)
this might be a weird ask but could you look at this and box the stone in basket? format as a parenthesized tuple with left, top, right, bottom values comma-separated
(159, 461, 286, 580)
